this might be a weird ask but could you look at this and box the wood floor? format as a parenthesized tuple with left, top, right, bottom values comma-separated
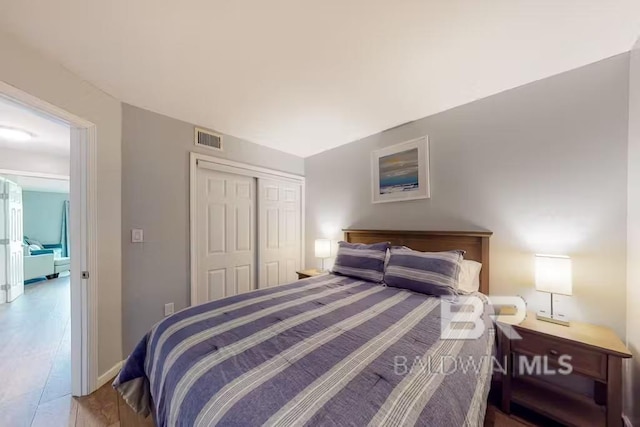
(69, 383, 153, 427)
(0, 377, 533, 427)
(0, 275, 540, 426)
(64, 383, 532, 427)
(64, 382, 536, 427)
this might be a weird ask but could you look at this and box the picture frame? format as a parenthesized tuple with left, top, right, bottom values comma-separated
(371, 136, 430, 203)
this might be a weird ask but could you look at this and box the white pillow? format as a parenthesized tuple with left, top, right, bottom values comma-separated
(458, 260, 482, 294)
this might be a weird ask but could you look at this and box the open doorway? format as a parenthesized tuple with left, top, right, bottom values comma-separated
(0, 96, 74, 422)
(0, 81, 98, 424)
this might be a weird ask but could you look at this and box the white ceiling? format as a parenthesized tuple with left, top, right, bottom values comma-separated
(0, 97, 70, 156)
(1, 1, 639, 157)
(1, 174, 69, 193)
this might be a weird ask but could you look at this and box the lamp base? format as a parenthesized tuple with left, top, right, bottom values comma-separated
(536, 312, 570, 327)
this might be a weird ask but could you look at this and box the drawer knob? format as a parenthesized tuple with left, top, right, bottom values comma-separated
(548, 349, 559, 356)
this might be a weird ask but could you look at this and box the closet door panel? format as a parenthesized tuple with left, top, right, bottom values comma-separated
(258, 178, 301, 288)
(207, 268, 227, 301)
(265, 261, 279, 287)
(266, 208, 279, 249)
(235, 265, 252, 294)
(207, 203, 226, 254)
(195, 168, 255, 305)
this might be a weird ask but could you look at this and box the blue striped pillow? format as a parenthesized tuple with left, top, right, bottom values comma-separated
(384, 247, 464, 297)
(332, 241, 390, 283)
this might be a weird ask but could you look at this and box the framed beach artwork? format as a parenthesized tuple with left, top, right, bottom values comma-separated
(371, 136, 430, 203)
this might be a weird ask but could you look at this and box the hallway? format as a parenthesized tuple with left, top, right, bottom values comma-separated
(0, 275, 71, 426)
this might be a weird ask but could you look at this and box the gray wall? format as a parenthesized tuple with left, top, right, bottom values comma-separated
(625, 38, 640, 425)
(1, 29, 123, 376)
(121, 104, 304, 352)
(305, 54, 630, 338)
(23, 191, 69, 244)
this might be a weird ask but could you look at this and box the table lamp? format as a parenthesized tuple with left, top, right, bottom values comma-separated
(535, 254, 572, 326)
(314, 239, 331, 271)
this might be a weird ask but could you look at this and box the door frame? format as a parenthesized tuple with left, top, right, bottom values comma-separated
(0, 81, 99, 396)
(189, 152, 305, 305)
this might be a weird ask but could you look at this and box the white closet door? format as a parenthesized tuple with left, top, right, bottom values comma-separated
(0, 178, 23, 303)
(195, 168, 255, 305)
(258, 179, 302, 288)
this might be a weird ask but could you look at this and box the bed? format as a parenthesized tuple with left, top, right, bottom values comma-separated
(115, 229, 495, 427)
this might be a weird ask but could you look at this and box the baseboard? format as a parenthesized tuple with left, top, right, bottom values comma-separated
(623, 414, 633, 427)
(97, 360, 124, 389)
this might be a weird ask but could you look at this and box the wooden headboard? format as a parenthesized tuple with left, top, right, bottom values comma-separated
(343, 229, 493, 295)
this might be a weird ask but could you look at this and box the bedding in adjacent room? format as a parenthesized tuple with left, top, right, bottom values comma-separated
(115, 273, 494, 427)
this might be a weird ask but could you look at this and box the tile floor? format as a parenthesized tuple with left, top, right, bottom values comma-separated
(0, 275, 71, 426)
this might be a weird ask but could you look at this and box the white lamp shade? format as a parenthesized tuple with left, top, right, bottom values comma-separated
(535, 254, 572, 296)
(314, 239, 331, 259)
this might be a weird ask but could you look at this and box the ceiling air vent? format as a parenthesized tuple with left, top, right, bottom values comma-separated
(195, 127, 223, 151)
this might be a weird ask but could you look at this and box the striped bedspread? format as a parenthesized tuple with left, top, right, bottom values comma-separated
(114, 274, 495, 427)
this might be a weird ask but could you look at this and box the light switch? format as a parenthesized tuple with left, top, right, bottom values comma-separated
(131, 229, 144, 243)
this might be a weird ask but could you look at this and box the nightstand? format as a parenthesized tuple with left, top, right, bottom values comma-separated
(498, 312, 631, 427)
(296, 269, 324, 279)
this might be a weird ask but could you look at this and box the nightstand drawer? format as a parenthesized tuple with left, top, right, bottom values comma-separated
(512, 329, 607, 380)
